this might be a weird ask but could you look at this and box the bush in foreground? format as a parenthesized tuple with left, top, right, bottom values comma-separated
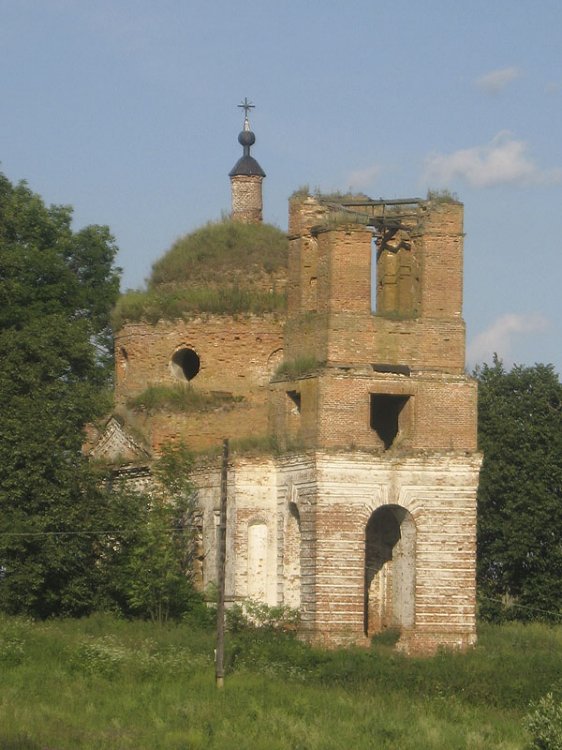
(525, 692, 562, 750)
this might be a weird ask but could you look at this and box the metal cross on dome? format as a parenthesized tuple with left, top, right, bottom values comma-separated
(238, 97, 255, 117)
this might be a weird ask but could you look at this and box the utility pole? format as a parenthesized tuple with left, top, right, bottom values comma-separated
(215, 438, 229, 688)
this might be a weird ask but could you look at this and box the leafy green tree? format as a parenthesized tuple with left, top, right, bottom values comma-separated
(0, 173, 120, 617)
(476, 358, 562, 621)
(99, 444, 201, 623)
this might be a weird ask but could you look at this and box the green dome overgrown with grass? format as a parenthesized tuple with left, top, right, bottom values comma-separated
(113, 220, 288, 327)
(149, 219, 288, 288)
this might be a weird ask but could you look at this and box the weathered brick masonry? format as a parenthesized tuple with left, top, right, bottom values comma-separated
(265, 195, 481, 652)
(115, 316, 284, 452)
(100, 176, 480, 653)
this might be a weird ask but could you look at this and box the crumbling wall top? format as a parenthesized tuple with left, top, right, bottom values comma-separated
(288, 191, 463, 239)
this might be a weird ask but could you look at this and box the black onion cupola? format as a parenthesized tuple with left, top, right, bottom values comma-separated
(229, 98, 265, 223)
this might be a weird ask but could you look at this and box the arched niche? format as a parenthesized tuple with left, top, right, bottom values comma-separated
(284, 501, 301, 608)
(247, 520, 268, 602)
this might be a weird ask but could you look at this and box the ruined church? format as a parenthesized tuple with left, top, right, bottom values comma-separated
(91, 104, 482, 654)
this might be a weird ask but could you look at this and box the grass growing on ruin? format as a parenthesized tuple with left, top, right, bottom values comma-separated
(426, 188, 460, 203)
(127, 384, 244, 414)
(1, 615, 561, 749)
(112, 286, 286, 327)
(192, 434, 306, 461)
(150, 220, 288, 287)
(275, 355, 323, 379)
(229, 433, 282, 455)
(229, 434, 306, 456)
(112, 220, 288, 326)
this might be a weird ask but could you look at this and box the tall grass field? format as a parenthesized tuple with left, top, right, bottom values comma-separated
(1, 615, 561, 749)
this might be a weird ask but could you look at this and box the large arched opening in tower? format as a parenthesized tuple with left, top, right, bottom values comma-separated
(364, 505, 416, 637)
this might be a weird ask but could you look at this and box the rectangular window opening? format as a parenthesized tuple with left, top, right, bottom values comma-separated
(286, 390, 301, 413)
(370, 394, 410, 450)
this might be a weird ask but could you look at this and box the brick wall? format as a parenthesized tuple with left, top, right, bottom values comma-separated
(271, 369, 477, 453)
(282, 198, 467, 374)
(192, 450, 480, 654)
(317, 228, 372, 314)
(275, 195, 475, 451)
(115, 315, 284, 452)
(280, 451, 480, 653)
(415, 201, 464, 318)
(231, 175, 263, 224)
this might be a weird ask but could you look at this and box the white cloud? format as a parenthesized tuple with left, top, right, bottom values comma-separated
(467, 313, 549, 368)
(346, 163, 382, 191)
(423, 132, 562, 188)
(475, 66, 521, 94)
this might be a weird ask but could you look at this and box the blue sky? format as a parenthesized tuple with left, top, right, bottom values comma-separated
(1, 0, 561, 373)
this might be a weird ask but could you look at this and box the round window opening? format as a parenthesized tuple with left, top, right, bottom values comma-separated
(171, 347, 200, 381)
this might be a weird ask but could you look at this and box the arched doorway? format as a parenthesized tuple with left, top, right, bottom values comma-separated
(364, 505, 415, 637)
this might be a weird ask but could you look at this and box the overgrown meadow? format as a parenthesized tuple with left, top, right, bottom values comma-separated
(2, 616, 561, 749)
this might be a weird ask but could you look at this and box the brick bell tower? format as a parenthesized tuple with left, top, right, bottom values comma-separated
(269, 193, 482, 654)
(229, 98, 265, 224)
